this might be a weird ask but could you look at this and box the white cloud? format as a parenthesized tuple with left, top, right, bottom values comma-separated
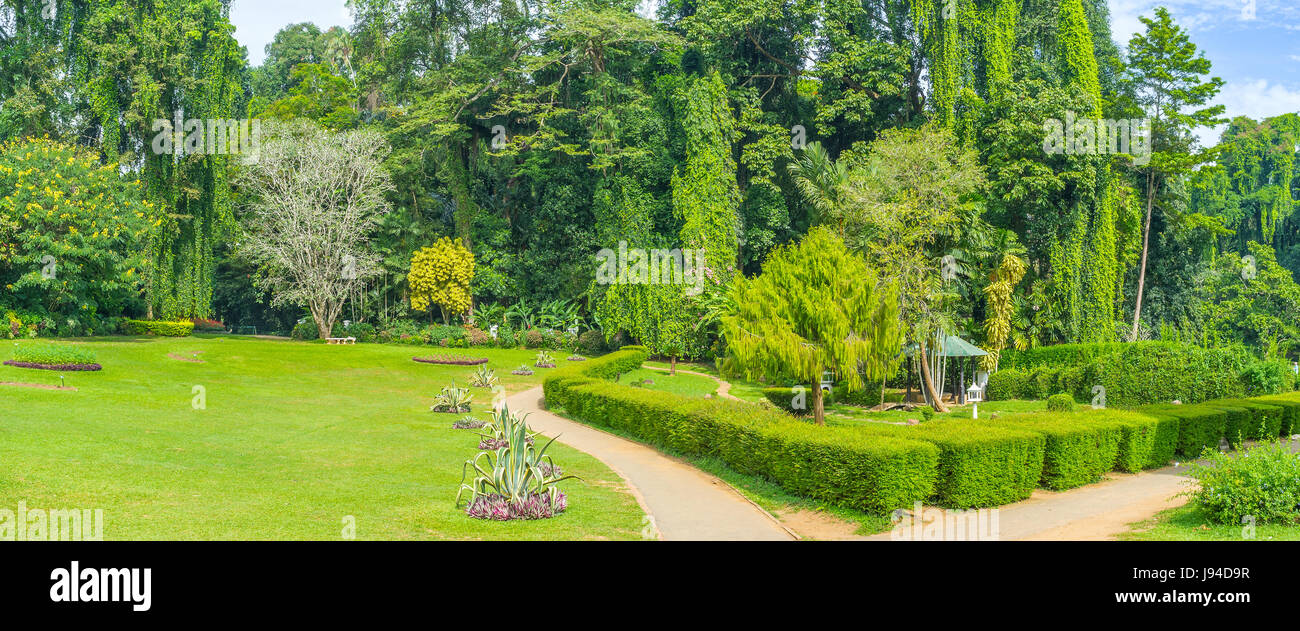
(1108, 0, 1284, 44)
(1198, 78, 1300, 146)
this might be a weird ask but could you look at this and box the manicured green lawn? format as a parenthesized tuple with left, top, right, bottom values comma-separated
(0, 336, 644, 540)
(617, 367, 717, 398)
(1119, 505, 1300, 541)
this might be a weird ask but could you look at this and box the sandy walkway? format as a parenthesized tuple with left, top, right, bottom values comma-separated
(508, 387, 794, 541)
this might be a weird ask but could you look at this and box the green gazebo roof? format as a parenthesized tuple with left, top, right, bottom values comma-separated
(937, 335, 988, 357)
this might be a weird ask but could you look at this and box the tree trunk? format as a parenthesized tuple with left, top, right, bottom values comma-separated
(670, 355, 677, 376)
(917, 342, 950, 412)
(812, 383, 826, 426)
(1131, 171, 1158, 341)
(313, 310, 335, 341)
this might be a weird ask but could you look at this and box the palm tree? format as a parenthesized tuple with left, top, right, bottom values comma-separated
(786, 141, 850, 230)
(323, 27, 355, 85)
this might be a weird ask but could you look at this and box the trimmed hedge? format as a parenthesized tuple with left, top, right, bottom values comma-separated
(545, 349, 1299, 513)
(1203, 399, 1284, 442)
(986, 342, 1253, 406)
(1135, 404, 1227, 457)
(126, 320, 194, 337)
(545, 350, 939, 513)
(1000, 343, 1134, 370)
(854, 420, 1046, 508)
(994, 412, 1124, 490)
(1104, 410, 1179, 471)
(1254, 393, 1300, 435)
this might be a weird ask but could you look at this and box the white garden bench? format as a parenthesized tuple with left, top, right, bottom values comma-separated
(326, 337, 357, 345)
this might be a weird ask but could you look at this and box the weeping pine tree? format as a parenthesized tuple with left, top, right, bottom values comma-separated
(723, 228, 902, 426)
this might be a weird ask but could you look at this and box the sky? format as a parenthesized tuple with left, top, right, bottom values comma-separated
(228, 0, 1300, 147)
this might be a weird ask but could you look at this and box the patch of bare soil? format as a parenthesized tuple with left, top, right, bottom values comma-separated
(0, 382, 76, 391)
(1021, 492, 1190, 541)
(167, 351, 206, 363)
(776, 509, 867, 540)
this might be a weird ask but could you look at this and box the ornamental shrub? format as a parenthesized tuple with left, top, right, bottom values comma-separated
(291, 320, 318, 340)
(125, 320, 194, 337)
(1046, 393, 1075, 412)
(577, 330, 605, 355)
(1187, 440, 1300, 525)
(408, 237, 474, 321)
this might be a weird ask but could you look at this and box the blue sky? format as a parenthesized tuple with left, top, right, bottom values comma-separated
(229, 0, 1298, 146)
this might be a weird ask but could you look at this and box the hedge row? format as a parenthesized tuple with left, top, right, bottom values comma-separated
(125, 320, 194, 337)
(1136, 394, 1298, 456)
(544, 350, 940, 513)
(987, 343, 1259, 406)
(545, 349, 1297, 513)
(853, 420, 1046, 508)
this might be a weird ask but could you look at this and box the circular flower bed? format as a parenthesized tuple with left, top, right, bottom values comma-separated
(3, 360, 101, 372)
(534, 362, 556, 369)
(452, 416, 486, 430)
(414, 354, 489, 366)
(465, 491, 567, 521)
(566, 355, 586, 362)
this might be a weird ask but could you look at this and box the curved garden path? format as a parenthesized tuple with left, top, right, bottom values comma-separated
(869, 437, 1300, 541)
(506, 387, 794, 541)
(642, 364, 738, 400)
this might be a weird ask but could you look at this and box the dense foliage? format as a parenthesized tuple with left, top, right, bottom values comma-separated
(0, 0, 1294, 380)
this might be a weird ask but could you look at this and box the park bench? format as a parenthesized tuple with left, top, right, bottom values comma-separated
(326, 337, 357, 345)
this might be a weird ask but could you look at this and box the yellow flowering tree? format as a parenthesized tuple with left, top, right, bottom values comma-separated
(408, 237, 475, 324)
(0, 137, 161, 333)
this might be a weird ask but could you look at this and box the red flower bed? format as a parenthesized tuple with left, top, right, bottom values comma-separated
(3, 360, 102, 372)
(413, 354, 489, 366)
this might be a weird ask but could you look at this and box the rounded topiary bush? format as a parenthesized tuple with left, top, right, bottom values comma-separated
(524, 329, 544, 349)
(1046, 393, 1075, 412)
(577, 330, 605, 355)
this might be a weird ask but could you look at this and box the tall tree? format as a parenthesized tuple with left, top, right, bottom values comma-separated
(236, 121, 391, 339)
(724, 227, 902, 426)
(1124, 6, 1225, 340)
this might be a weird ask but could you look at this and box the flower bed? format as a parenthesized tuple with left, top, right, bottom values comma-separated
(465, 491, 567, 521)
(3, 360, 102, 372)
(6, 343, 101, 371)
(413, 354, 489, 366)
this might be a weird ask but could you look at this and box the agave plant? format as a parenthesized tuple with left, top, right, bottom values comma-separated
(467, 365, 499, 388)
(431, 381, 473, 413)
(475, 403, 538, 446)
(534, 350, 556, 368)
(456, 403, 579, 520)
(511, 364, 534, 376)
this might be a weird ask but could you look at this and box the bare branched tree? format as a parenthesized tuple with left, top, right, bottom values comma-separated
(237, 120, 391, 339)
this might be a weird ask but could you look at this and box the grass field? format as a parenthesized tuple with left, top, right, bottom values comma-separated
(617, 367, 718, 398)
(0, 336, 645, 540)
(1119, 505, 1300, 541)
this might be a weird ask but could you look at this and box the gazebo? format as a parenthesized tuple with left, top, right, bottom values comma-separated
(936, 335, 988, 405)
